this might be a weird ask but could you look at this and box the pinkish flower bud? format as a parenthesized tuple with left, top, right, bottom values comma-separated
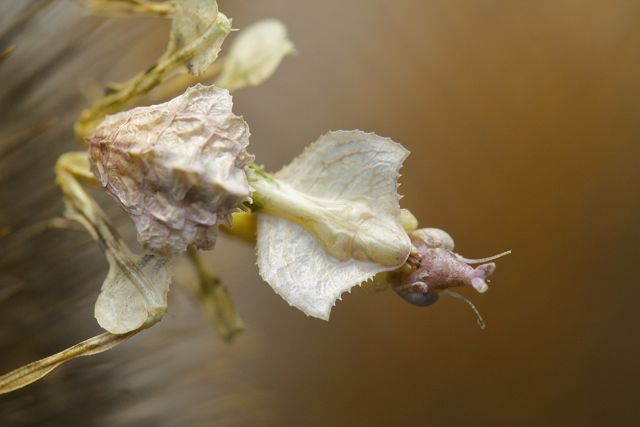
(88, 84, 253, 254)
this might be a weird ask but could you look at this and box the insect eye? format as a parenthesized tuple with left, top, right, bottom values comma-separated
(400, 291, 439, 307)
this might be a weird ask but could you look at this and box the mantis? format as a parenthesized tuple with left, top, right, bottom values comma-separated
(0, 0, 509, 394)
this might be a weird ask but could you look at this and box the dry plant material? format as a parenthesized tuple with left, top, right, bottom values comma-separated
(0, 0, 509, 394)
(0, 332, 138, 394)
(148, 18, 295, 102)
(77, 0, 174, 16)
(74, 0, 231, 139)
(57, 152, 173, 334)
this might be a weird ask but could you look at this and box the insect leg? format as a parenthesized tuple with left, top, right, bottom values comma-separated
(186, 246, 244, 342)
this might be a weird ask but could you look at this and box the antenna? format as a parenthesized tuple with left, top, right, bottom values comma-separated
(456, 250, 512, 265)
(442, 290, 486, 329)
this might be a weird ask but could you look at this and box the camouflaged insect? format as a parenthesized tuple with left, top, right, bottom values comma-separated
(89, 84, 253, 254)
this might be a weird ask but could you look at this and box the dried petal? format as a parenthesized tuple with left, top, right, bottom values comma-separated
(89, 84, 253, 254)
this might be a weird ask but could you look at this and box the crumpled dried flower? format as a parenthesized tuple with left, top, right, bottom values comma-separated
(89, 84, 253, 254)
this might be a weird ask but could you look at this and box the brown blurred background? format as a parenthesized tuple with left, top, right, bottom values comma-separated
(1, 0, 639, 425)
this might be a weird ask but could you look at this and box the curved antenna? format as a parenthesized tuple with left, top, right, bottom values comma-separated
(442, 290, 486, 329)
(456, 250, 512, 265)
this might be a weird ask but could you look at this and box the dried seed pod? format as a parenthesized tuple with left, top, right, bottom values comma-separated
(88, 84, 253, 254)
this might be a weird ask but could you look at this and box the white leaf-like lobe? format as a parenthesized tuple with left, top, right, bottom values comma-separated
(257, 131, 410, 320)
(168, 0, 230, 75)
(95, 254, 173, 334)
(277, 131, 408, 209)
(216, 19, 295, 91)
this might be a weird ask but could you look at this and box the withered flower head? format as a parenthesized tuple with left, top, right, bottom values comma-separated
(88, 84, 253, 254)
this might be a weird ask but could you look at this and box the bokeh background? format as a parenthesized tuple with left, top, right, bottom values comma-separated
(1, 0, 639, 425)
